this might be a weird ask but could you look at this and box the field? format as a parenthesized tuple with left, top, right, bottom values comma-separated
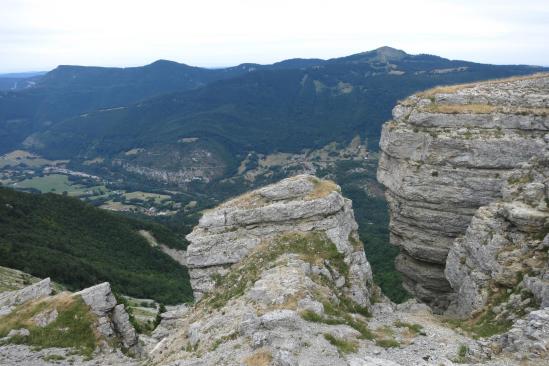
(0, 150, 67, 169)
(14, 174, 77, 193)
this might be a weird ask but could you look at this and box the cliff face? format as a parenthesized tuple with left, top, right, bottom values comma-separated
(185, 175, 374, 306)
(445, 156, 548, 318)
(377, 74, 549, 309)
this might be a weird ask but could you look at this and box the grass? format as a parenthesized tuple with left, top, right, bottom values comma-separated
(394, 320, 423, 334)
(417, 73, 549, 98)
(375, 338, 400, 348)
(0, 265, 40, 292)
(422, 103, 549, 116)
(243, 349, 273, 366)
(446, 288, 514, 339)
(453, 344, 469, 363)
(324, 333, 358, 354)
(424, 103, 495, 114)
(15, 174, 75, 194)
(43, 354, 66, 361)
(0, 293, 98, 357)
(209, 332, 238, 351)
(306, 176, 339, 200)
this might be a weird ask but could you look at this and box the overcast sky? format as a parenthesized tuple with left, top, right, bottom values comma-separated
(1, 0, 547, 72)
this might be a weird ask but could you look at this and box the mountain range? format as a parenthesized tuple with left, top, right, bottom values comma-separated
(2, 47, 545, 161)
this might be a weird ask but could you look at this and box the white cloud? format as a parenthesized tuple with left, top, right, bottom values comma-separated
(0, 0, 547, 72)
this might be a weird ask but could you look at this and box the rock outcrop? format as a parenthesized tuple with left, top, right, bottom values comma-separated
(446, 156, 549, 318)
(185, 174, 374, 307)
(74, 282, 140, 354)
(150, 176, 385, 365)
(150, 175, 540, 365)
(0, 279, 140, 364)
(0, 278, 52, 316)
(377, 73, 549, 309)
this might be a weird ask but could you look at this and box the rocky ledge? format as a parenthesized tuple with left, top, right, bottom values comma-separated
(377, 73, 549, 309)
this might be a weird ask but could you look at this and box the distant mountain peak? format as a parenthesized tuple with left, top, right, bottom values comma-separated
(331, 46, 409, 64)
(373, 46, 408, 59)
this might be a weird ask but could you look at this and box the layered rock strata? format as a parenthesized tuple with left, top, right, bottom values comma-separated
(377, 74, 549, 309)
(446, 155, 549, 317)
(185, 174, 374, 306)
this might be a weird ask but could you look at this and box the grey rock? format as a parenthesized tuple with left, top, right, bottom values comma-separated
(112, 304, 139, 351)
(74, 282, 116, 317)
(377, 74, 549, 310)
(7, 328, 30, 338)
(184, 174, 374, 307)
(445, 158, 549, 317)
(0, 278, 52, 315)
(32, 308, 58, 327)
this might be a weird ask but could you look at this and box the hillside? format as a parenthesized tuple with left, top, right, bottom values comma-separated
(0, 187, 192, 304)
(27, 48, 547, 161)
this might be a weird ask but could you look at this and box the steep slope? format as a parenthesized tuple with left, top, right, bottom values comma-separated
(0, 187, 192, 304)
(377, 74, 549, 310)
(149, 176, 381, 365)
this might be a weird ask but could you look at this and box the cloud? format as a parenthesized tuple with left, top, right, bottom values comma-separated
(0, 0, 547, 72)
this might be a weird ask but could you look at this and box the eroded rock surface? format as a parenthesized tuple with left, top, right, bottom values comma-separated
(185, 174, 374, 306)
(377, 74, 549, 309)
(0, 278, 52, 316)
(446, 156, 549, 318)
(74, 282, 140, 354)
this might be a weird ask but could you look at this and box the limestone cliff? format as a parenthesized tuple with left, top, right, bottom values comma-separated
(377, 74, 549, 309)
(185, 175, 374, 306)
(445, 155, 548, 318)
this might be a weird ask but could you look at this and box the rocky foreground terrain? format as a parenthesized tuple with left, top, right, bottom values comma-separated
(377, 74, 549, 309)
(0, 74, 548, 365)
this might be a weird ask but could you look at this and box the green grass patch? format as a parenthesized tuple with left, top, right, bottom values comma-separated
(446, 288, 514, 338)
(394, 320, 423, 334)
(324, 333, 358, 354)
(375, 338, 400, 348)
(0, 294, 98, 357)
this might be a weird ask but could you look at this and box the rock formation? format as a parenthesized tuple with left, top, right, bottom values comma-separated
(377, 74, 549, 309)
(446, 155, 549, 318)
(74, 282, 140, 354)
(0, 278, 52, 316)
(185, 174, 374, 306)
(0, 280, 140, 364)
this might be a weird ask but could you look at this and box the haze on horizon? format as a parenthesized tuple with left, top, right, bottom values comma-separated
(1, 0, 548, 73)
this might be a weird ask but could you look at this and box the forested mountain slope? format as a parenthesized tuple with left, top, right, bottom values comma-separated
(0, 187, 192, 304)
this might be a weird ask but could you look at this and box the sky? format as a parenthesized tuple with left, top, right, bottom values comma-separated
(0, 0, 548, 73)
